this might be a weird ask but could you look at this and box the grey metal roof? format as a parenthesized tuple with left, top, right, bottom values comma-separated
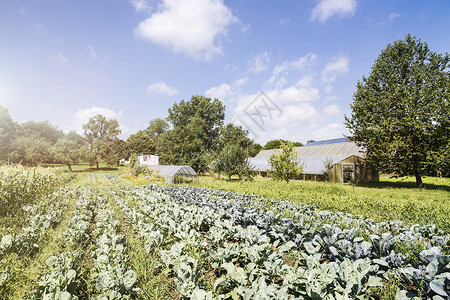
(249, 139, 366, 175)
(254, 140, 364, 159)
(249, 155, 351, 175)
(146, 165, 197, 178)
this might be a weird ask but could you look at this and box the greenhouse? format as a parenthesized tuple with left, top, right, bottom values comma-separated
(146, 165, 199, 184)
(249, 138, 379, 183)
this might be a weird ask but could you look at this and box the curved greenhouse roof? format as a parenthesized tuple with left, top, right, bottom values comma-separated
(147, 165, 198, 184)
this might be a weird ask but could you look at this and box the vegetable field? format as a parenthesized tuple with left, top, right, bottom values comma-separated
(1, 170, 449, 299)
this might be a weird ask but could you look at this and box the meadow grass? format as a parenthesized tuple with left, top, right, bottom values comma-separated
(194, 175, 450, 233)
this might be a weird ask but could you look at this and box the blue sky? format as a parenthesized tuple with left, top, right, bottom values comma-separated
(1, 0, 449, 144)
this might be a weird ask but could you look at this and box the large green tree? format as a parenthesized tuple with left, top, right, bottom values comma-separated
(10, 120, 63, 165)
(82, 114, 121, 169)
(51, 131, 87, 172)
(126, 130, 155, 155)
(214, 143, 253, 180)
(146, 118, 169, 142)
(345, 34, 449, 187)
(213, 124, 255, 180)
(167, 95, 225, 152)
(161, 95, 225, 172)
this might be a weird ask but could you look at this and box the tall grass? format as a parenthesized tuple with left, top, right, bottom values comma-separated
(196, 176, 450, 233)
(0, 165, 63, 218)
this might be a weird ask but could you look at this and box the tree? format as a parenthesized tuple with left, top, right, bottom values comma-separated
(263, 139, 303, 150)
(51, 131, 87, 172)
(110, 139, 128, 164)
(158, 116, 208, 172)
(167, 95, 225, 153)
(126, 130, 155, 155)
(0, 105, 18, 162)
(82, 114, 121, 169)
(10, 120, 63, 165)
(214, 143, 253, 180)
(161, 95, 226, 173)
(268, 141, 303, 183)
(322, 156, 334, 182)
(146, 118, 169, 142)
(214, 124, 255, 180)
(248, 143, 263, 157)
(345, 34, 449, 187)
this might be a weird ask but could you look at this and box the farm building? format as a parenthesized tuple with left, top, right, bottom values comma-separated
(249, 138, 379, 183)
(146, 165, 199, 184)
(135, 153, 198, 184)
(137, 153, 159, 166)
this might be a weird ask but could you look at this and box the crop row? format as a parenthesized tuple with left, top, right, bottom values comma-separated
(25, 188, 137, 299)
(112, 185, 449, 299)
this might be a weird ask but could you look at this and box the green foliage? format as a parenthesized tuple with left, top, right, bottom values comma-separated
(161, 95, 225, 173)
(10, 121, 64, 165)
(51, 132, 87, 172)
(0, 165, 62, 218)
(345, 34, 450, 187)
(82, 114, 121, 169)
(263, 139, 303, 150)
(110, 139, 128, 162)
(322, 157, 334, 182)
(126, 130, 154, 155)
(167, 95, 225, 152)
(268, 142, 303, 183)
(146, 118, 169, 142)
(128, 153, 138, 168)
(131, 165, 151, 177)
(199, 177, 450, 233)
(0, 105, 18, 162)
(214, 143, 253, 180)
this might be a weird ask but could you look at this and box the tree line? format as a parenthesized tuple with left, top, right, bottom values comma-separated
(0, 95, 302, 176)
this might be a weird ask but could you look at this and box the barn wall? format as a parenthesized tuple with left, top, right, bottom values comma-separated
(329, 156, 379, 183)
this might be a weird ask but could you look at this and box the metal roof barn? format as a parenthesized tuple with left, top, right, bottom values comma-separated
(249, 138, 378, 183)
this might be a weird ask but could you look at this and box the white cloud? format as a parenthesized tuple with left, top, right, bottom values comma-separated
(321, 55, 349, 83)
(74, 107, 125, 136)
(233, 77, 248, 87)
(273, 53, 318, 76)
(310, 0, 357, 23)
(131, 0, 152, 13)
(312, 122, 348, 140)
(389, 12, 401, 21)
(205, 83, 232, 102)
(55, 51, 68, 63)
(266, 86, 320, 105)
(75, 107, 119, 123)
(19, 5, 27, 16)
(248, 52, 270, 73)
(146, 82, 178, 95)
(324, 104, 341, 116)
(86, 45, 98, 59)
(241, 23, 250, 33)
(134, 0, 239, 61)
(279, 17, 290, 25)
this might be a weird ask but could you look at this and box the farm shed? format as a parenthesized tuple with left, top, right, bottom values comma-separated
(249, 138, 379, 183)
(146, 165, 199, 184)
(137, 153, 159, 166)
